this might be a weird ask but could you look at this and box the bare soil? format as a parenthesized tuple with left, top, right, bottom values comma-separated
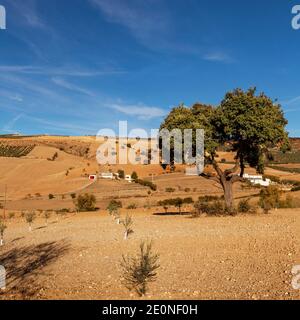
(0, 209, 299, 300)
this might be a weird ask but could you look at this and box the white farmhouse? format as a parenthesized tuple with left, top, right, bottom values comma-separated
(100, 172, 114, 180)
(243, 174, 271, 187)
(125, 174, 133, 183)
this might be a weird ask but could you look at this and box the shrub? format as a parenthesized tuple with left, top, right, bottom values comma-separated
(158, 197, 193, 214)
(127, 204, 137, 210)
(221, 158, 226, 163)
(74, 193, 97, 212)
(120, 241, 160, 296)
(136, 179, 157, 191)
(238, 199, 251, 213)
(165, 187, 175, 193)
(43, 211, 52, 225)
(194, 200, 225, 216)
(107, 200, 122, 222)
(70, 193, 76, 199)
(263, 174, 280, 184)
(259, 186, 281, 214)
(131, 171, 138, 182)
(292, 185, 300, 192)
(25, 211, 36, 231)
(183, 197, 194, 204)
(278, 194, 300, 208)
(8, 212, 15, 219)
(184, 188, 191, 193)
(0, 220, 7, 246)
(118, 170, 125, 179)
(48, 194, 55, 200)
(122, 214, 134, 240)
(198, 195, 222, 202)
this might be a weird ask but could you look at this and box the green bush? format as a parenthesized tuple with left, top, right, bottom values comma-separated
(263, 174, 280, 183)
(198, 195, 222, 202)
(158, 197, 193, 214)
(118, 170, 125, 179)
(194, 200, 225, 216)
(126, 204, 137, 210)
(131, 171, 138, 181)
(259, 186, 281, 214)
(238, 199, 251, 213)
(165, 187, 175, 193)
(74, 193, 97, 212)
(136, 179, 157, 191)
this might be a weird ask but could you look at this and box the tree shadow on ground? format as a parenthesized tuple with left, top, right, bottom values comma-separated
(153, 211, 192, 216)
(0, 240, 70, 299)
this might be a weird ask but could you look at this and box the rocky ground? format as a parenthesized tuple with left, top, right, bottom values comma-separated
(0, 208, 299, 300)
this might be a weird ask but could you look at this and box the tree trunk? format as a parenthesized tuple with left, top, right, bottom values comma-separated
(0, 238, 3, 246)
(124, 231, 128, 240)
(222, 180, 234, 211)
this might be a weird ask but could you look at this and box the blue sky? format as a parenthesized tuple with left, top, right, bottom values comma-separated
(0, 0, 300, 136)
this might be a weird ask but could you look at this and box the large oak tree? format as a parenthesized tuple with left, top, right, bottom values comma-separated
(160, 88, 290, 211)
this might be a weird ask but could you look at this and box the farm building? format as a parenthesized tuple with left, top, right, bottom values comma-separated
(100, 172, 114, 180)
(89, 174, 97, 181)
(243, 174, 271, 187)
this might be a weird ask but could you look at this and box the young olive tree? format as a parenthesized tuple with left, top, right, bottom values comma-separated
(121, 241, 160, 296)
(122, 214, 134, 240)
(43, 211, 52, 226)
(0, 220, 7, 246)
(25, 211, 36, 232)
(160, 88, 289, 212)
(106, 200, 122, 223)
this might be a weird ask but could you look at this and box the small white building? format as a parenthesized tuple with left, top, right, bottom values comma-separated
(243, 174, 271, 187)
(125, 174, 133, 183)
(100, 172, 114, 180)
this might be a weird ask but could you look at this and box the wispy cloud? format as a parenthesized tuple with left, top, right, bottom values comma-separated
(0, 65, 124, 77)
(1, 114, 24, 133)
(89, 0, 171, 49)
(9, 0, 45, 29)
(110, 103, 166, 120)
(0, 88, 23, 102)
(203, 51, 234, 63)
(52, 77, 95, 97)
(281, 96, 300, 106)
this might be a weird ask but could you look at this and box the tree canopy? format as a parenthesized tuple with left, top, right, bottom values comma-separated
(160, 88, 290, 211)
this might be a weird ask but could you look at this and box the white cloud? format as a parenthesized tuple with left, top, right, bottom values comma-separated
(281, 96, 300, 106)
(0, 65, 124, 77)
(203, 51, 234, 63)
(110, 103, 166, 120)
(89, 0, 170, 49)
(9, 0, 45, 29)
(2, 114, 24, 133)
(52, 77, 95, 97)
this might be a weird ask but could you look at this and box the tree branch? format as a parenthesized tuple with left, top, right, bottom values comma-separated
(224, 159, 240, 176)
(231, 175, 245, 183)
